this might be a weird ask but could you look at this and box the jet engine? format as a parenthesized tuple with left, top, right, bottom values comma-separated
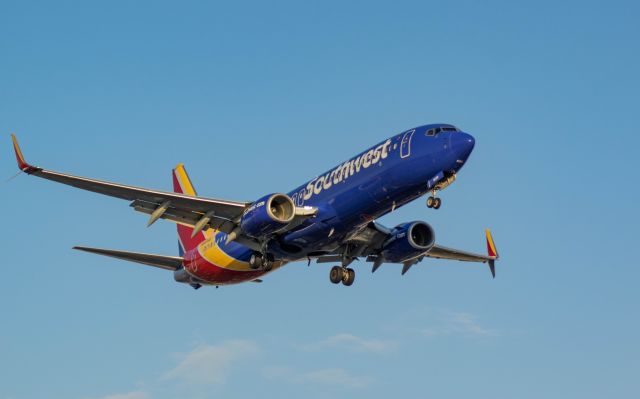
(380, 221, 435, 263)
(240, 193, 295, 238)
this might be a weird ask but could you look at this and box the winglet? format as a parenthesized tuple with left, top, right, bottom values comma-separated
(485, 229, 498, 259)
(485, 229, 499, 278)
(10, 134, 40, 174)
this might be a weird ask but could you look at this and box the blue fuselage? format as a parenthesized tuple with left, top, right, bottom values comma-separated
(219, 124, 475, 263)
(277, 123, 475, 260)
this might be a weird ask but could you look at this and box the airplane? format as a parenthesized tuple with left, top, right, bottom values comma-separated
(10, 124, 499, 289)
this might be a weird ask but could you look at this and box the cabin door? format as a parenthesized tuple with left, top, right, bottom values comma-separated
(400, 129, 415, 158)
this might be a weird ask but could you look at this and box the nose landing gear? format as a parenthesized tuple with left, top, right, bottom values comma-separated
(329, 266, 355, 286)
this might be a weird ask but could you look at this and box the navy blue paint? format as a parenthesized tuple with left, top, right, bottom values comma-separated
(229, 124, 474, 261)
(240, 193, 291, 237)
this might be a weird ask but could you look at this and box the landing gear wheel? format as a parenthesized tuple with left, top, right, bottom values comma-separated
(249, 253, 263, 270)
(342, 268, 355, 286)
(263, 254, 275, 272)
(433, 198, 441, 209)
(329, 266, 343, 284)
(426, 196, 435, 208)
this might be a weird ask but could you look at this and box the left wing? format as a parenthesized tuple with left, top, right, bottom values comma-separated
(11, 134, 250, 234)
(423, 229, 499, 277)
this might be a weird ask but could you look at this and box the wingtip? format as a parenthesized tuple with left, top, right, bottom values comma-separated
(173, 163, 185, 172)
(485, 228, 499, 259)
(485, 229, 498, 278)
(10, 134, 38, 173)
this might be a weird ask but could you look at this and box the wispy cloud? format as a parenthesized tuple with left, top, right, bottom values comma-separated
(86, 391, 150, 399)
(299, 368, 373, 388)
(163, 340, 259, 385)
(263, 366, 372, 389)
(421, 310, 498, 337)
(304, 333, 396, 354)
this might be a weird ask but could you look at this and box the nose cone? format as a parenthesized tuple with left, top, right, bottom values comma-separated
(450, 132, 475, 161)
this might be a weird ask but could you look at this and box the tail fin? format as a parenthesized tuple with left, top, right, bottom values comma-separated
(172, 164, 206, 256)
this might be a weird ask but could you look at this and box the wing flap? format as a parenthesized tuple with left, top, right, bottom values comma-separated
(73, 246, 184, 271)
(130, 199, 238, 234)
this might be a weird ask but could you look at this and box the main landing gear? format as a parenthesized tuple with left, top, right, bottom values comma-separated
(330, 266, 355, 286)
(249, 252, 274, 271)
(426, 190, 441, 209)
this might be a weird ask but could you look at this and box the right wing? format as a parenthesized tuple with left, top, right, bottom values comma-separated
(11, 135, 250, 234)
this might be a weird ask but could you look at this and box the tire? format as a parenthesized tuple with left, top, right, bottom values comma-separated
(342, 268, 355, 286)
(264, 261, 273, 272)
(264, 254, 275, 271)
(433, 198, 441, 209)
(426, 196, 434, 208)
(249, 253, 262, 270)
(329, 266, 343, 284)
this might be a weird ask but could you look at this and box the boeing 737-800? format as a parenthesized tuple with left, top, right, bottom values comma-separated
(11, 124, 498, 289)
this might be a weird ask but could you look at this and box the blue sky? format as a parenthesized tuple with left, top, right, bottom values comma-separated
(1, 1, 639, 398)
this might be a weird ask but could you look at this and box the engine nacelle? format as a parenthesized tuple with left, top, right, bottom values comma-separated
(240, 193, 295, 238)
(381, 221, 435, 263)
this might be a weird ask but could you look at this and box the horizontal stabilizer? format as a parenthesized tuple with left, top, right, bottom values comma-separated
(73, 246, 184, 271)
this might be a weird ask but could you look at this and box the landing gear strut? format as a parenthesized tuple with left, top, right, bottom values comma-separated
(330, 266, 355, 286)
(426, 190, 441, 209)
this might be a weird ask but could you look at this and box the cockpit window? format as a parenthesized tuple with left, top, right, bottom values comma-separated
(426, 126, 459, 136)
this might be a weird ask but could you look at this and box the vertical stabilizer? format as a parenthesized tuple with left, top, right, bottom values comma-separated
(172, 164, 206, 255)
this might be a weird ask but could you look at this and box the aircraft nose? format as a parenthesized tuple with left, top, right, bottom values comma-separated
(450, 132, 475, 161)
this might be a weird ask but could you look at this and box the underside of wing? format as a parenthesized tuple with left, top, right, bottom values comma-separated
(74, 246, 184, 271)
(352, 222, 500, 277)
(425, 245, 494, 262)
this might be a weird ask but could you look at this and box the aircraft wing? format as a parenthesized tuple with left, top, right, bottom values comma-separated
(11, 135, 250, 233)
(74, 246, 184, 271)
(347, 222, 499, 277)
(425, 243, 496, 263)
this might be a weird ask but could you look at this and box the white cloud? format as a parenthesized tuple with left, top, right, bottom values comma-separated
(447, 311, 498, 336)
(86, 391, 149, 399)
(421, 310, 498, 337)
(320, 333, 396, 354)
(164, 340, 259, 385)
(299, 333, 395, 354)
(263, 366, 372, 389)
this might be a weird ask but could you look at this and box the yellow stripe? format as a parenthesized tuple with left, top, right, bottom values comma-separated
(11, 134, 26, 164)
(199, 232, 283, 272)
(176, 164, 285, 273)
(485, 229, 497, 257)
(174, 163, 197, 196)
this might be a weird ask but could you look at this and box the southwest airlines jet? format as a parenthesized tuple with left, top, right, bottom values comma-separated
(11, 124, 498, 289)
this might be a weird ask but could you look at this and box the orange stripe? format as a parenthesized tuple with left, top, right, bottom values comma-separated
(485, 229, 498, 258)
(174, 164, 197, 196)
